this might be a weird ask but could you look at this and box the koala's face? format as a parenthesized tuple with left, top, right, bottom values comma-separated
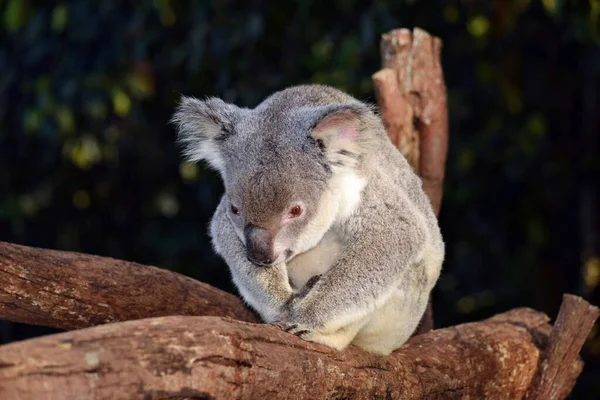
(221, 112, 333, 267)
(172, 85, 372, 267)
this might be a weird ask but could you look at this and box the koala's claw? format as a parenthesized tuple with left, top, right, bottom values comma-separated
(271, 321, 312, 338)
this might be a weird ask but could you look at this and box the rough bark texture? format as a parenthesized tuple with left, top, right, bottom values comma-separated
(373, 27, 448, 215)
(0, 308, 580, 400)
(0, 241, 259, 330)
(373, 28, 449, 335)
(526, 294, 600, 400)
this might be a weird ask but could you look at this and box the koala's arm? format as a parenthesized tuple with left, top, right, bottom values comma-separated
(210, 196, 294, 322)
(282, 188, 440, 331)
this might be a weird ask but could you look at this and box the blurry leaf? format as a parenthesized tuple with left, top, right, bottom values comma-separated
(515, 0, 532, 12)
(126, 69, 155, 99)
(72, 190, 91, 210)
(4, 0, 29, 33)
(542, 0, 558, 15)
(443, 5, 459, 23)
(458, 148, 475, 171)
(18, 195, 38, 217)
(526, 114, 546, 138)
(467, 16, 490, 38)
(55, 105, 76, 134)
(311, 39, 334, 65)
(66, 135, 102, 170)
(102, 143, 119, 163)
(0, 196, 20, 219)
(311, 71, 332, 85)
(476, 62, 493, 83)
(179, 162, 199, 182)
(35, 76, 51, 94)
(23, 108, 42, 133)
(84, 100, 108, 120)
(456, 296, 476, 314)
(590, 0, 600, 42)
(154, 0, 176, 27)
(338, 35, 360, 67)
(51, 4, 68, 33)
(504, 85, 523, 114)
(112, 89, 131, 117)
(584, 257, 600, 291)
(156, 192, 179, 217)
(105, 125, 120, 143)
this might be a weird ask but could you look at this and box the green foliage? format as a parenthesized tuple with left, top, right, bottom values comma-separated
(1, 1, 599, 396)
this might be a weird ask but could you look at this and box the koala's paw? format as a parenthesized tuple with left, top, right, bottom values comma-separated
(290, 274, 321, 302)
(270, 321, 315, 340)
(270, 321, 350, 351)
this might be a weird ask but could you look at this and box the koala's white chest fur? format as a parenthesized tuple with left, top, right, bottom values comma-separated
(287, 230, 341, 290)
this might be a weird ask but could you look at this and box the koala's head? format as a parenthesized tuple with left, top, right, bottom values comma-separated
(172, 85, 377, 267)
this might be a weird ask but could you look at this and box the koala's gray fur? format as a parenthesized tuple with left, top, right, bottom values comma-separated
(172, 84, 444, 355)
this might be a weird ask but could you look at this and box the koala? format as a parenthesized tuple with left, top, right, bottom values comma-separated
(172, 84, 444, 355)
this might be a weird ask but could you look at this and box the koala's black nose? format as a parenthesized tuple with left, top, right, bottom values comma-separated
(244, 224, 276, 267)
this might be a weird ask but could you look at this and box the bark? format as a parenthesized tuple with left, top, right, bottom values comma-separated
(0, 241, 259, 330)
(373, 27, 448, 216)
(526, 294, 600, 400)
(373, 28, 449, 335)
(1, 300, 596, 400)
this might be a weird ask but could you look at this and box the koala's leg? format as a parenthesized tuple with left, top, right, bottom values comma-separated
(275, 316, 368, 351)
(210, 197, 294, 322)
(351, 285, 428, 355)
(280, 201, 437, 352)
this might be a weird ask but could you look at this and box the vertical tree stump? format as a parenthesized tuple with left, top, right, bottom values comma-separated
(373, 28, 449, 334)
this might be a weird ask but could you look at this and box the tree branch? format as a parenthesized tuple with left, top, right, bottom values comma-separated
(0, 304, 590, 400)
(0, 241, 259, 330)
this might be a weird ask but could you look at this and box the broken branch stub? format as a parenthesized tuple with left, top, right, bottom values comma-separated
(373, 27, 449, 216)
(526, 294, 600, 400)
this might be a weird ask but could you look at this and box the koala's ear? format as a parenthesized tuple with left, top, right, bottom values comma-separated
(171, 96, 238, 173)
(309, 103, 372, 169)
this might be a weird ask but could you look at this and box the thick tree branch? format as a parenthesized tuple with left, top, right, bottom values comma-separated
(1, 299, 596, 400)
(0, 241, 258, 330)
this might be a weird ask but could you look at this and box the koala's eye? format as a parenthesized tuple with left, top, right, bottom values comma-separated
(230, 205, 240, 215)
(289, 205, 303, 218)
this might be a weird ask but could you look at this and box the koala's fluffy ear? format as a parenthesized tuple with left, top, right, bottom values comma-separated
(308, 103, 375, 169)
(171, 96, 238, 173)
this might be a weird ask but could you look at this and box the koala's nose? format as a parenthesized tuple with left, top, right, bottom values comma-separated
(244, 224, 276, 267)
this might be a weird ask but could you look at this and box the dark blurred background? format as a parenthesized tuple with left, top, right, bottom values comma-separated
(1, 0, 599, 397)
